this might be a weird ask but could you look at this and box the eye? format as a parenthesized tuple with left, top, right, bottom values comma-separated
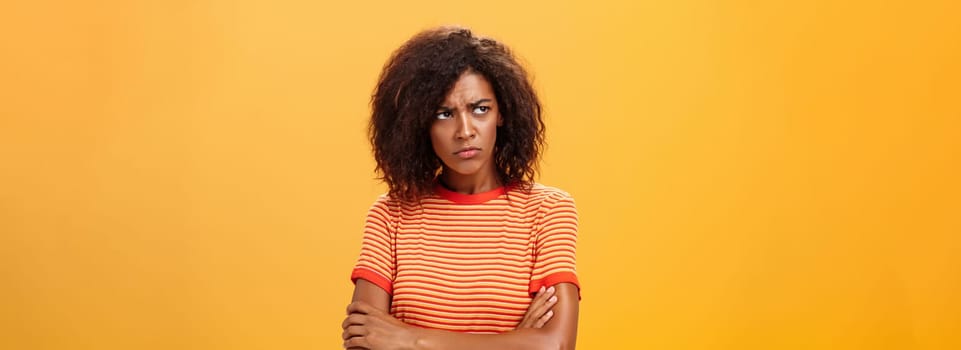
(435, 111, 453, 120)
(472, 106, 491, 114)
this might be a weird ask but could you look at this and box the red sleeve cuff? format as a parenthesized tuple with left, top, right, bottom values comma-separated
(351, 268, 393, 295)
(529, 271, 581, 300)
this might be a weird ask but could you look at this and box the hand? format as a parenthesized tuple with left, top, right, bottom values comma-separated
(515, 285, 558, 329)
(342, 301, 418, 350)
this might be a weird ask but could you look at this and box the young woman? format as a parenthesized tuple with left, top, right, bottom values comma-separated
(342, 26, 580, 350)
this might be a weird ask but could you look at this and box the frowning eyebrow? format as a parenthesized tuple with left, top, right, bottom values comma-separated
(438, 98, 493, 110)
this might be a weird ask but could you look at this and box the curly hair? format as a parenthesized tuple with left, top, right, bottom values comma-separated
(368, 26, 545, 202)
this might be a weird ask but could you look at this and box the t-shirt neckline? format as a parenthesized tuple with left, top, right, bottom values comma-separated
(434, 182, 509, 204)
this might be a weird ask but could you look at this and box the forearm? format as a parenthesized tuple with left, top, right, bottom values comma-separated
(411, 327, 567, 350)
(345, 282, 579, 350)
(410, 283, 578, 350)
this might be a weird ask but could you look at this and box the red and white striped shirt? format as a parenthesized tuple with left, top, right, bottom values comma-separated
(350, 182, 580, 334)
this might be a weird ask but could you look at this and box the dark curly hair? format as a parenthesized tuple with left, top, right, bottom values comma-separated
(368, 26, 545, 202)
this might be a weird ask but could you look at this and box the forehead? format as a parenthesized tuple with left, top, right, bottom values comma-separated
(442, 71, 496, 105)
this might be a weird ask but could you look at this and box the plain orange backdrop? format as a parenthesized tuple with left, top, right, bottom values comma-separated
(1, 0, 959, 349)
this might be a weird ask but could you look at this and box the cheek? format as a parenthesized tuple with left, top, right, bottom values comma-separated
(429, 124, 441, 143)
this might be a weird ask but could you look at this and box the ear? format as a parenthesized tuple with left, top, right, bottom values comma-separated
(497, 116, 504, 127)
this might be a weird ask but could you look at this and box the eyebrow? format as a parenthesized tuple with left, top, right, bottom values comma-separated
(438, 98, 493, 110)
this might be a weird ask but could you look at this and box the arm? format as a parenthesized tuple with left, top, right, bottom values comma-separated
(343, 279, 415, 350)
(350, 278, 391, 312)
(410, 282, 578, 350)
(343, 281, 579, 350)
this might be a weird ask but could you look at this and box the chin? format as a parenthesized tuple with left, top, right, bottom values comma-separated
(441, 160, 486, 177)
(445, 165, 482, 176)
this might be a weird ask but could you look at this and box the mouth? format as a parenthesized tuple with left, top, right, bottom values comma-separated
(454, 146, 481, 159)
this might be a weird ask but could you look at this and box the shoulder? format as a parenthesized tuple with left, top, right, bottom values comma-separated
(370, 193, 416, 207)
(365, 193, 404, 219)
(526, 183, 574, 200)
(371, 193, 394, 206)
(367, 193, 430, 214)
(525, 184, 579, 235)
(512, 183, 576, 208)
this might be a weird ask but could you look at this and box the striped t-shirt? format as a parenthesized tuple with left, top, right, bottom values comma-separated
(350, 182, 580, 334)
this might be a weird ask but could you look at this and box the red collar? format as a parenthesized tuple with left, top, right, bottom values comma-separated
(433, 182, 510, 204)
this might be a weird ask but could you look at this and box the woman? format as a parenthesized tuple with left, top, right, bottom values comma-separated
(342, 26, 580, 350)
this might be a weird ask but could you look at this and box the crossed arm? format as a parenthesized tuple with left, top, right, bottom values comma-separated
(342, 279, 579, 350)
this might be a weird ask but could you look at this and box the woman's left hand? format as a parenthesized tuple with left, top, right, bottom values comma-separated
(516, 285, 558, 329)
(342, 301, 419, 350)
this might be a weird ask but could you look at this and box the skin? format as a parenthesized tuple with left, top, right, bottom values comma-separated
(343, 70, 579, 350)
(430, 70, 503, 194)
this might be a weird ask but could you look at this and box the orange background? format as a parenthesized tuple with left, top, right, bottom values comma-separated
(2, 0, 959, 349)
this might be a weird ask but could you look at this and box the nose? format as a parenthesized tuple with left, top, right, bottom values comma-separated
(454, 111, 476, 140)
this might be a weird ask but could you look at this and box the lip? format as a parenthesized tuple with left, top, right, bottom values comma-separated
(454, 146, 481, 159)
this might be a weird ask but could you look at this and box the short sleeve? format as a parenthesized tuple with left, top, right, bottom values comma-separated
(350, 195, 396, 295)
(529, 191, 580, 298)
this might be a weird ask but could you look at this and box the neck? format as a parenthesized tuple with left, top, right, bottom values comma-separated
(439, 169, 501, 195)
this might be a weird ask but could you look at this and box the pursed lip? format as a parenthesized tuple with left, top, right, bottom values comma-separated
(453, 146, 481, 155)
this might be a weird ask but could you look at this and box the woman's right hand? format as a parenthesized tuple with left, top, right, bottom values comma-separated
(515, 285, 558, 329)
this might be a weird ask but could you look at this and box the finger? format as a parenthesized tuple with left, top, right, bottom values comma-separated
(342, 325, 368, 340)
(517, 313, 535, 328)
(535, 285, 556, 302)
(518, 286, 556, 328)
(344, 336, 369, 349)
(341, 314, 366, 329)
(528, 286, 555, 311)
(346, 301, 375, 315)
(529, 294, 558, 321)
(534, 310, 554, 328)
